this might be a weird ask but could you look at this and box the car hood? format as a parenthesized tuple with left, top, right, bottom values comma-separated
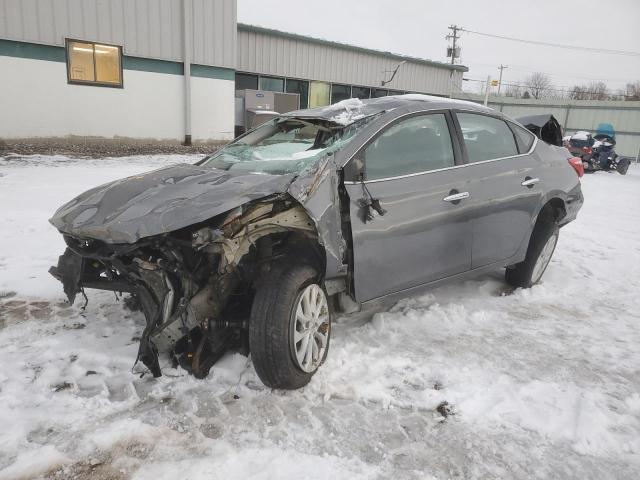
(49, 164, 295, 243)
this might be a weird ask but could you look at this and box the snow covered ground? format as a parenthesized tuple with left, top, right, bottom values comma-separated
(0, 154, 639, 480)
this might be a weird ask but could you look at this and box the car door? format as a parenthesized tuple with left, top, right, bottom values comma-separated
(343, 111, 472, 303)
(454, 112, 541, 268)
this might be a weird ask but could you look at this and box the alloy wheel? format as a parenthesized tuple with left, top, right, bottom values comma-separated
(531, 231, 558, 284)
(290, 284, 330, 373)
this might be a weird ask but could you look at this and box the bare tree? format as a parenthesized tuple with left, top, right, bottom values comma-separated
(504, 83, 522, 98)
(625, 81, 640, 100)
(524, 72, 552, 99)
(569, 85, 590, 100)
(587, 81, 609, 100)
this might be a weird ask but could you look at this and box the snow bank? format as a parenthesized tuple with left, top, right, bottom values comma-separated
(132, 446, 379, 480)
(0, 445, 69, 480)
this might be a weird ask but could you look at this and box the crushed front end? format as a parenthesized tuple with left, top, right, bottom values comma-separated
(50, 196, 318, 378)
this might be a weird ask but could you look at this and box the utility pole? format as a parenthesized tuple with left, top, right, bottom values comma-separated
(446, 25, 461, 65)
(484, 75, 491, 106)
(497, 64, 508, 95)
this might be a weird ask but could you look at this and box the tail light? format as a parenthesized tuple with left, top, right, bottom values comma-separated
(582, 146, 592, 154)
(568, 157, 584, 177)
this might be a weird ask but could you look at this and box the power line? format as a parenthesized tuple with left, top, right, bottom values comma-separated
(461, 28, 640, 57)
(463, 77, 636, 98)
(464, 61, 633, 84)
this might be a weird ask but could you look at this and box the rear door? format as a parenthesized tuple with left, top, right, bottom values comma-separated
(343, 111, 472, 302)
(454, 112, 541, 268)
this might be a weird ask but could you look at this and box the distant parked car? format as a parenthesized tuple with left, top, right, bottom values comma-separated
(49, 96, 584, 389)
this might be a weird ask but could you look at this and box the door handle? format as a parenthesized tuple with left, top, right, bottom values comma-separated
(521, 177, 540, 187)
(443, 191, 470, 203)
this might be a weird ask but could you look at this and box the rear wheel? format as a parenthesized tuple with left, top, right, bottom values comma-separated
(616, 157, 630, 175)
(249, 261, 331, 389)
(506, 220, 559, 288)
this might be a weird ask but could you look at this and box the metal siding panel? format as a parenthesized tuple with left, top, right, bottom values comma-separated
(37, 0, 55, 43)
(277, 36, 285, 74)
(212, 0, 222, 65)
(301, 39, 310, 79)
(220, 0, 228, 65)
(122, 0, 137, 54)
(20, 0, 37, 41)
(67, 0, 85, 39)
(263, 33, 271, 73)
(136, 0, 150, 57)
(297, 41, 305, 79)
(238, 29, 247, 70)
(170, 0, 181, 60)
(192, 0, 204, 64)
(109, 0, 122, 44)
(1, 0, 230, 65)
(52, 0, 69, 45)
(95, 0, 107, 41)
(2, 0, 20, 40)
(147, 0, 161, 58)
(158, 0, 171, 58)
(81, 0, 98, 40)
(187, 0, 235, 68)
(271, 34, 278, 74)
(0, 1, 7, 39)
(248, 29, 255, 71)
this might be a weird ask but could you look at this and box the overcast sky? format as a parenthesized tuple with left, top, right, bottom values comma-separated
(238, 0, 640, 95)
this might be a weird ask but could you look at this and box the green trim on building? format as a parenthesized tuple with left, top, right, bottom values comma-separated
(191, 63, 235, 81)
(238, 23, 469, 73)
(0, 39, 234, 80)
(122, 56, 184, 75)
(0, 39, 65, 62)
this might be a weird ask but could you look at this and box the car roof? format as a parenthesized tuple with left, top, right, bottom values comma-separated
(283, 94, 495, 126)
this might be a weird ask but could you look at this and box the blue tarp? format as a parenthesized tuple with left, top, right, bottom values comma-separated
(595, 123, 615, 139)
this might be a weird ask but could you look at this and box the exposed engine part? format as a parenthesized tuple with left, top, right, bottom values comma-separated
(194, 204, 316, 273)
(149, 271, 239, 352)
(50, 197, 336, 379)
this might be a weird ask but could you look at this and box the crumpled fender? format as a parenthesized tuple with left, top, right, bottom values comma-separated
(49, 164, 295, 244)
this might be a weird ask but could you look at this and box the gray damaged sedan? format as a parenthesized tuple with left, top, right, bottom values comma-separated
(49, 95, 583, 389)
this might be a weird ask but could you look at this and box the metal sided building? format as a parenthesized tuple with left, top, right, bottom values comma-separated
(0, 0, 467, 143)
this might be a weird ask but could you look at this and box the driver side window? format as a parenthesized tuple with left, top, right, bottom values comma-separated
(363, 113, 455, 181)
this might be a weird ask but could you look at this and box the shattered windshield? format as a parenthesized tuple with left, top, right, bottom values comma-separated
(200, 115, 377, 175)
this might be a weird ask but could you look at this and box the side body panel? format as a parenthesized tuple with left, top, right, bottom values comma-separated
(344, 170, 472, 302)
(463, 154, 542, 268)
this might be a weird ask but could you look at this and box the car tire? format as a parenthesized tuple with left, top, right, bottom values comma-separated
(505, 218, 559, 288)
(249, 261, 331, 390)
(616, 157, 630, 175)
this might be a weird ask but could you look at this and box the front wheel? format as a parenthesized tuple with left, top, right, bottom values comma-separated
(506, 221, 559, 288)
(249, 261, 331, 389)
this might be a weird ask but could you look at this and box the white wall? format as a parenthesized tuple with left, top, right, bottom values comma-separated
(191, 75, 235, 141)
(0, 56, 234, 142)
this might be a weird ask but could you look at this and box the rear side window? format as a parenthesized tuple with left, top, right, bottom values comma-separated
(363, 113, 455, 180)
(457, 113, 518, 162)
(510, 123, 536, 153)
